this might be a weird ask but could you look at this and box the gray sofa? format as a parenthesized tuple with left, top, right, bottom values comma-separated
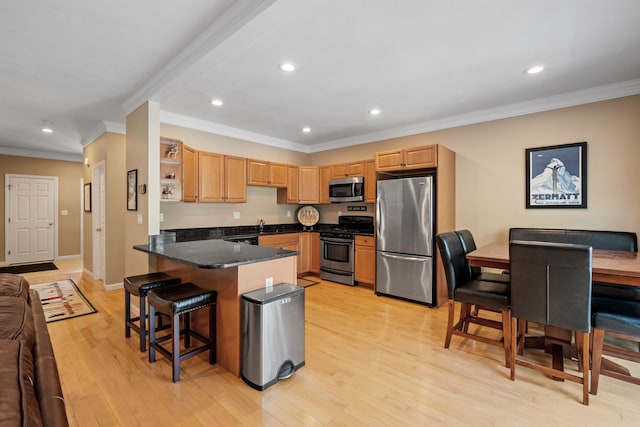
(0, 274, 68, 427)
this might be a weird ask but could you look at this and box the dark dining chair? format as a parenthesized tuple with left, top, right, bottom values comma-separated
(436, 231, 511, 367)
(509, 240, 592, 405)
(591, 298, 640, 394)
(455, 229, 510, 284)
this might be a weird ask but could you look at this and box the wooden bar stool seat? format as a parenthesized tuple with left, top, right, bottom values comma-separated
(124, 272, 181, 352)
(147, 283, 216, 382)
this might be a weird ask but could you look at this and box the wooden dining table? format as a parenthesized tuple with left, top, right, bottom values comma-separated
(467, 242, 640, 287)
(467, 242, 640, 377)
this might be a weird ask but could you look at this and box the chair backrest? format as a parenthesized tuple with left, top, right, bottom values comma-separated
(510, 240, 592, 332)
(436, 232, 472, 299)
(509, 228, 637, 252)
(455, 229, 481, 277)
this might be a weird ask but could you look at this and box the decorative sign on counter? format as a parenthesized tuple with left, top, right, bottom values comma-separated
(297, 205, 319, 227)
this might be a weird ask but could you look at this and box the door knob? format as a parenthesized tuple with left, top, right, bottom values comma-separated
(96, 228, 102, 232)
(48, 222, 54, 226)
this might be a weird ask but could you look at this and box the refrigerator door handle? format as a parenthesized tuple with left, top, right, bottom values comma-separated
(379, 252, 428, 263)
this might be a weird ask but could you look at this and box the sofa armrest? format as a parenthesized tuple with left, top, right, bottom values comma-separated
(30, 290, 69, 427)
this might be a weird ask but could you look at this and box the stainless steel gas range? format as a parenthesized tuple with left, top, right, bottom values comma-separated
(319, 216, 374, 286)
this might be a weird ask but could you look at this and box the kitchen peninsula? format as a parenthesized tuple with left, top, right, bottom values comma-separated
(134, 238, 298, 377)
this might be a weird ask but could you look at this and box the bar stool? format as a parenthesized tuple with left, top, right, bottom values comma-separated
(147, 283, 216, 382)
(124, 272, 181, 352)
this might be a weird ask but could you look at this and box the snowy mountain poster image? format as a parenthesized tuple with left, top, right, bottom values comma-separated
(525, 142, 587, 208)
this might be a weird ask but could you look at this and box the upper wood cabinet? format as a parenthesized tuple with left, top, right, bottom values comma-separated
(277, 165, 299, 204)
(375, 145, 437, 171)
(299, 166, 319, 204)
(247, 159, 287, 187)
(331, 162, 364, 179)
(181, 145, 197, 202)
(198, 151, 246, 203)
(319, 166, 331, 204)
(364, 159, 376, 203)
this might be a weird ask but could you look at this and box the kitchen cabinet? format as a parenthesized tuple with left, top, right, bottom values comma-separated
(375, 145, 437, 171)
(160, 137, 183, 201)
(298, 166, 319, 204)
(277, 165, 299, 204)
(355, 235, 376, 287)
(259, 233, 300, 269)
(319, 166, 331, 204)
(181, 145, 197, 202)
(298, 233, 312, 273)
(247, 159, 287, 187)
(364, 159, 376, 203)
(198, 151, 246, 203)
(331, 161, 364, 179)
(310, 232, 320, 273)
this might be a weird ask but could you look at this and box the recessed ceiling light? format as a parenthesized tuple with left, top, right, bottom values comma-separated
(369, 108, 381, 116)
(278, 62, 296, 72)
(525, 65, 544, 75)
(210, 99, 223, 106)
(302, 126, 311, 133)
(41, 121, 54, 133)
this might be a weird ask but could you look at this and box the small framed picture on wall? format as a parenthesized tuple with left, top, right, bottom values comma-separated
(127, 169, 137, 211)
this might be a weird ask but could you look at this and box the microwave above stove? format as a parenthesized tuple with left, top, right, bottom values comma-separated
(329, 177, 364, 203)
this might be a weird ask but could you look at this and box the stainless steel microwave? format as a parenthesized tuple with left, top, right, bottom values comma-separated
(329, 177, 364, 202)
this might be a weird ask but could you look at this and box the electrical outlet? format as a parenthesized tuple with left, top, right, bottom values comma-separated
(137, 214, 143, 225)
(265, 277, 273, 288)
(233, 211, 240, 219)
(287, 210, 291, 217)
(159, 213, 164, 222)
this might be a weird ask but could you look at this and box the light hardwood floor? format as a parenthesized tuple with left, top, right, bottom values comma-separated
(22, 260, 640, 426)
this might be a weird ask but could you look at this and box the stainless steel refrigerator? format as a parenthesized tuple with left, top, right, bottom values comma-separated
(376, 176, 435, 305)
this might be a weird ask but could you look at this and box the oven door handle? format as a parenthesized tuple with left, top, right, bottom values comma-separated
(320, 238, 353, 244)
(320, 267, 353, 276)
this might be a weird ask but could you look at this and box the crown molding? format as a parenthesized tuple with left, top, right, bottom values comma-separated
(307, 78, 640, 153)
(0, 146, 82, 162)
(160, 111, 309, 152)
(122, 0, 276, 116)
(80, 120, 126, 147)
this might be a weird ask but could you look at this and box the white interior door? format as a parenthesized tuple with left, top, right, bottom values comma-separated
(5, 174, 57, 264)
(92, 162, 106, 281)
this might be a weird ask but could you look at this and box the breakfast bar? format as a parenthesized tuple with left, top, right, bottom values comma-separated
(134, 239, 298, 377)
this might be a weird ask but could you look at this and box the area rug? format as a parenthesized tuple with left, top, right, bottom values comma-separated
(0, 262, 58, 275)
(297, 277, 319, 288)
(30, 279, 97, 322)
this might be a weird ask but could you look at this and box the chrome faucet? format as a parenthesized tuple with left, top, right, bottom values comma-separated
(259, 219, 265, 232)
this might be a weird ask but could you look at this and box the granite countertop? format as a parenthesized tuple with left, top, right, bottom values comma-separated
(134, 239, 298, 269)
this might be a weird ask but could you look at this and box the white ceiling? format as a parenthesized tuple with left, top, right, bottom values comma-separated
(2, 0, 640, 161)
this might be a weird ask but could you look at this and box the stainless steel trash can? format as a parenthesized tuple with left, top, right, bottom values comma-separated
(241, 283, 305, 390)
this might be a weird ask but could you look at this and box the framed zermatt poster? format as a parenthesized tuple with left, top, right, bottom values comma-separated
(525, 141, 587, 209)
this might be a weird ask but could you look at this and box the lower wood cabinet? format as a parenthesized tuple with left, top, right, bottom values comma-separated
(355, 235, 376, 287)
(259, 232, 319, 275)
(310, 232, 320, 273)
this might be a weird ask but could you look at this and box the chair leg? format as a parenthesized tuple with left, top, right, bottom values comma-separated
(139, 294, 147, 352)
(209, 304, 216, 364)
(590, 328, 605, 395)
(501, 309, 511, 368)
(461, 303, 471, 333)
(125, 290, 131, 338)
(148, 304, 156, 362)
(510, 316, 518, 380)
(185, 312, 191, 348)
(444, 299, 455, 348)
(579, 331, 589, 405)
(172, 313, 181, 382)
